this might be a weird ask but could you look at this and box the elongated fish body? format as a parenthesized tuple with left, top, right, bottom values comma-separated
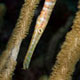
(23, 0, 56, 69)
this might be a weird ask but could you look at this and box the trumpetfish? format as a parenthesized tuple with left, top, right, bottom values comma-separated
(23, 0, 56, 69)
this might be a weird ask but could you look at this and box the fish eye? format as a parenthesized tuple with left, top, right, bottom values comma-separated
(38, 28, 43, 33)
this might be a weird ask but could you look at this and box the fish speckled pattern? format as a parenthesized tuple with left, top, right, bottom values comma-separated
(23, 0, 56, 69)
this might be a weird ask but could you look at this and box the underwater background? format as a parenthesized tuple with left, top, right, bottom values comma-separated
(0, 0, 80, 80)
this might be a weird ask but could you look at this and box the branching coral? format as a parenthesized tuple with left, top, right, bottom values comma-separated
(49, 0, 80, 80)
(0, 0, 40, 79)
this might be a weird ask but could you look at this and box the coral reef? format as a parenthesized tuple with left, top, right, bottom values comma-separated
(0, 0, 80, 80)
